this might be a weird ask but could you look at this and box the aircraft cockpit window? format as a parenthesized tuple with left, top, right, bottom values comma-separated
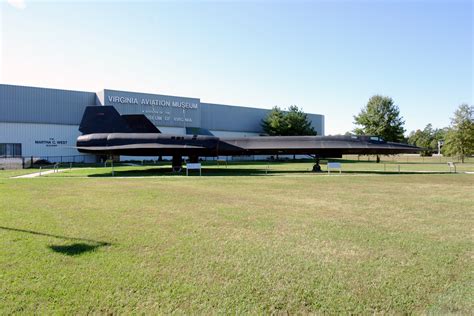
(370, 136, 384, 142)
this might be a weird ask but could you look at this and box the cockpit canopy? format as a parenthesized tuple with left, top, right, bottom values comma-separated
(354, 135, 386, 143)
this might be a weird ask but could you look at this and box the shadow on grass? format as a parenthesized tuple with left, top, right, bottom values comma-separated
(0, 226, 111, 256)
(85, 166, 453, 177)
(49, 243, 103, 256)
(340, 170, 451, 175)
(86, 167, 312, 177)
(318, 158, 451, 165)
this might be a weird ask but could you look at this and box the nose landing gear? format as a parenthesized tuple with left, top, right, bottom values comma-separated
(172, 155, 200, 172)
(312, 157, 322, 172)
(172, 156, 183, 172)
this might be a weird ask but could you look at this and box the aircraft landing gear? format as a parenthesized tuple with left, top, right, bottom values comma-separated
(172, 156, 183, 172)
(312, 157, 322, 172)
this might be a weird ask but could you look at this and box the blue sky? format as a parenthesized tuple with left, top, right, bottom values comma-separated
(1, 0, 472, 135)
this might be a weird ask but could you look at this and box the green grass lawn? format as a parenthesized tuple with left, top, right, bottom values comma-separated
(0, 169, 45, 179)
(0, 163, 473, 313)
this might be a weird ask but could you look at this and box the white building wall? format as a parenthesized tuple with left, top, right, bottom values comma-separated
(0, 122, 95, 162)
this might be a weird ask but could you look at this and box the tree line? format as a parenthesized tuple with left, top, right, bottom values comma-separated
(407, 104, 473, 162)
(261, 95, 473, 162)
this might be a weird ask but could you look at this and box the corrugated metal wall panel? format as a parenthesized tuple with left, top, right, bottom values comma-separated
(201, 103, 325, 135)
(201, 103, 269, 133)
(308, 114, 325, 136)
(0, 84, 96, 125)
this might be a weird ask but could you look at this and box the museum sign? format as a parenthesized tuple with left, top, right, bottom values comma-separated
(101, 89, 201, 128)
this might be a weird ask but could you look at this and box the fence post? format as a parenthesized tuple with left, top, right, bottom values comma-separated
(398, 165, 400, 174)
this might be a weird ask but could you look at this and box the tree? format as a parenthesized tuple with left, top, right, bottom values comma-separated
(408, 124, 448, 156)
(443, 104, 473, 163)
(353, 95, 405, 142)
(261, 106, 285, 136)
(261, 105, 316, 136)
(408, 127, 432, 156)
(284, 105, 317, 136)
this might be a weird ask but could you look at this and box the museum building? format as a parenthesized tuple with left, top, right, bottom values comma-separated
(0, 84, 325, 162)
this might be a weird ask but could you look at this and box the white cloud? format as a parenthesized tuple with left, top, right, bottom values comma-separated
(7, 0, 26, 10)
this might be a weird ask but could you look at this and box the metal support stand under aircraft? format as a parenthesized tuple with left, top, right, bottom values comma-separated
(172, 155, 200, 172)
(172, 156, 183, 172)
(312, 157, 322, 172)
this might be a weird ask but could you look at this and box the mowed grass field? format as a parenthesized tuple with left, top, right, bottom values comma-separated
(0, 162, 473, 313)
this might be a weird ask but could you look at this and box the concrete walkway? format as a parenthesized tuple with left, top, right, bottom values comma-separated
(13, 169, 66, 178)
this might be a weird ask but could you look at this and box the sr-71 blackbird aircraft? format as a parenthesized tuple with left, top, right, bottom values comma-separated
(76, 106, 420, 170)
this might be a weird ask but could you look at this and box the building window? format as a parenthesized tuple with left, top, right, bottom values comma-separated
(0, 143, 22, 157)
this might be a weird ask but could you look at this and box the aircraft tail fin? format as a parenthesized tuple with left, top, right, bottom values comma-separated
(79, 106, 162, 134)
(79, 106, 131, 134)
(121, 115, 161, 133)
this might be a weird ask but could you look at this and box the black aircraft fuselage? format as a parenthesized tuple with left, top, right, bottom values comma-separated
(76, 106, 421, 162)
